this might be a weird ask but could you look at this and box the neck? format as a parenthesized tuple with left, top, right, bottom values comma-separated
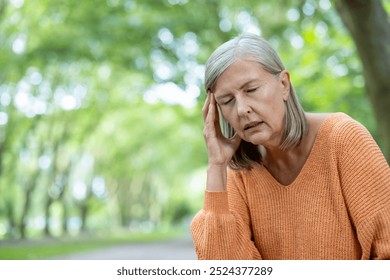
(259, 144, 303, 170)
(258, 141, 311, 186)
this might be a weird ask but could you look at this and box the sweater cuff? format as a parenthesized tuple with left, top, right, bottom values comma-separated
(203, 190, 230, 214)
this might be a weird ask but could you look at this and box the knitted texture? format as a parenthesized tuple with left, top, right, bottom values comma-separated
(191, 113, 390, 259)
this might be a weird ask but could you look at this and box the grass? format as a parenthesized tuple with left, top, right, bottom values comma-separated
(0, 230, 182, 260)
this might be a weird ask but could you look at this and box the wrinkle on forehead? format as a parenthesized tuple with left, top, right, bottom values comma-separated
(213, 59, 272, 95)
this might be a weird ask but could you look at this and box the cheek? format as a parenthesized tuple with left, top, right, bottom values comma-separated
(219, 106, 232, 122)
(263, 99, 285, 129)
(274, 103, 287, 129)
(220, 108, 241, 131)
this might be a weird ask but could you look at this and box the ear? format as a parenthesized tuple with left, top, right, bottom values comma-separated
(279, 70, 290, 101)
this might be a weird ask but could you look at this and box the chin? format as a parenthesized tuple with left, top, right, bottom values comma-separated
(249, 136, 278, 148)
(245, 137, 264, 146)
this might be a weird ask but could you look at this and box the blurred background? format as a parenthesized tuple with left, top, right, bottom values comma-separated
(0, 0, 389, 259)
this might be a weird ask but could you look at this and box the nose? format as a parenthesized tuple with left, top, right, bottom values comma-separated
(236, 96, 252, 117)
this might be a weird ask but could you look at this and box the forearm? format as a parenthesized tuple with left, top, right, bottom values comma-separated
(191, 191, 262, 260)
(206, 164, 228, 192)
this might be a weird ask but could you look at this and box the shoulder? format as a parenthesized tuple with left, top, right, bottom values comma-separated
(325, 113, 373, 147)
(308, 112, 384, 163)
(313, 112, 371, 144)
(311, 112, 359, 130)
(321, 113, 388, 169)
(305, 112, 360, 140)
(305, 112, 367, 149)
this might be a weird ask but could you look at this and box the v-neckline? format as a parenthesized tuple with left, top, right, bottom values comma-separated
(258, 113, 335, 187)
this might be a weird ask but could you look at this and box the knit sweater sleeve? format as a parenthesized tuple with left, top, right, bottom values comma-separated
(190, 168, 262, 260)
(334, 116, 390, 259)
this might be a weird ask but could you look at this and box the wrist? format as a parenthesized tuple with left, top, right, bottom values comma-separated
(206, 164, 228, 192)
(208, 162, 228, 169)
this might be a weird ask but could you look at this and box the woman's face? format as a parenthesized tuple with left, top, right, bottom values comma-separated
(213, 59, 290, 148)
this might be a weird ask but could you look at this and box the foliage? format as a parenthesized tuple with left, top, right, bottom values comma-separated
(0, 0, 387, 243)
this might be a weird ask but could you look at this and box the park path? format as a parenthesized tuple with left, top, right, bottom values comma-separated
(51, 235, 197, 260)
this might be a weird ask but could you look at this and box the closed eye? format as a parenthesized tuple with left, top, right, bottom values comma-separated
(221, 98, 233, 105)
(246, 87, 258, 93)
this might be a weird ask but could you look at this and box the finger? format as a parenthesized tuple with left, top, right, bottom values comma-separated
(210, 94, 223, 136)
(204, 96, 223, 141)
(206, 93, 216, 128)
(202, 92, 211, 121)
(207, 94, 221, 134)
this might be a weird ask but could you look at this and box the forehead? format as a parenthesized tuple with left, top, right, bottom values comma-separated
(213, 59, 271, 92)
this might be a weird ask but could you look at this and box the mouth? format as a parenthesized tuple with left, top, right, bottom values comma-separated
(244, 121, 263, 131)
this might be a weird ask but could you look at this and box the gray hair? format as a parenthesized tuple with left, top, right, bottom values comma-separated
(204, 33, 308, 170)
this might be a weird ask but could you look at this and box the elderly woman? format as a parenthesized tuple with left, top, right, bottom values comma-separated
(190, 33, 390, 260)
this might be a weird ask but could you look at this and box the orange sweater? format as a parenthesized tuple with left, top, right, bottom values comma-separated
(191, 113, 390, 259)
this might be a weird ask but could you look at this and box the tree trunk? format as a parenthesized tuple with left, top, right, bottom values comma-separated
(115, 180, 132, 227)
(20, 166, 42, 238)
(62, 199, 69, 234)
(335, 0, 390, 162)
(5, 200, 16, 239)
(19, 140, 45, 239)
(79, 182, 92, 233)
(43, 196, 53, 236)
(59, 175, 71, 236)
(58, 173, 71, 236)
(80, 204, 88, 233)
(43, 143, 61, 237)
(20, 186, 34, 239)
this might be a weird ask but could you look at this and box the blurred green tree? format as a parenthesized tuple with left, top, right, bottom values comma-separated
(335, 0, 390, 160)
(0, 0, 388, 240)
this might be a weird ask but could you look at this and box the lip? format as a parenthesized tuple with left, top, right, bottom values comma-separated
(244, 121, 263, 130)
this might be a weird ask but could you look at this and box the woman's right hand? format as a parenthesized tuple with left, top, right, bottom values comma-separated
(202, 92, 242, 168)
